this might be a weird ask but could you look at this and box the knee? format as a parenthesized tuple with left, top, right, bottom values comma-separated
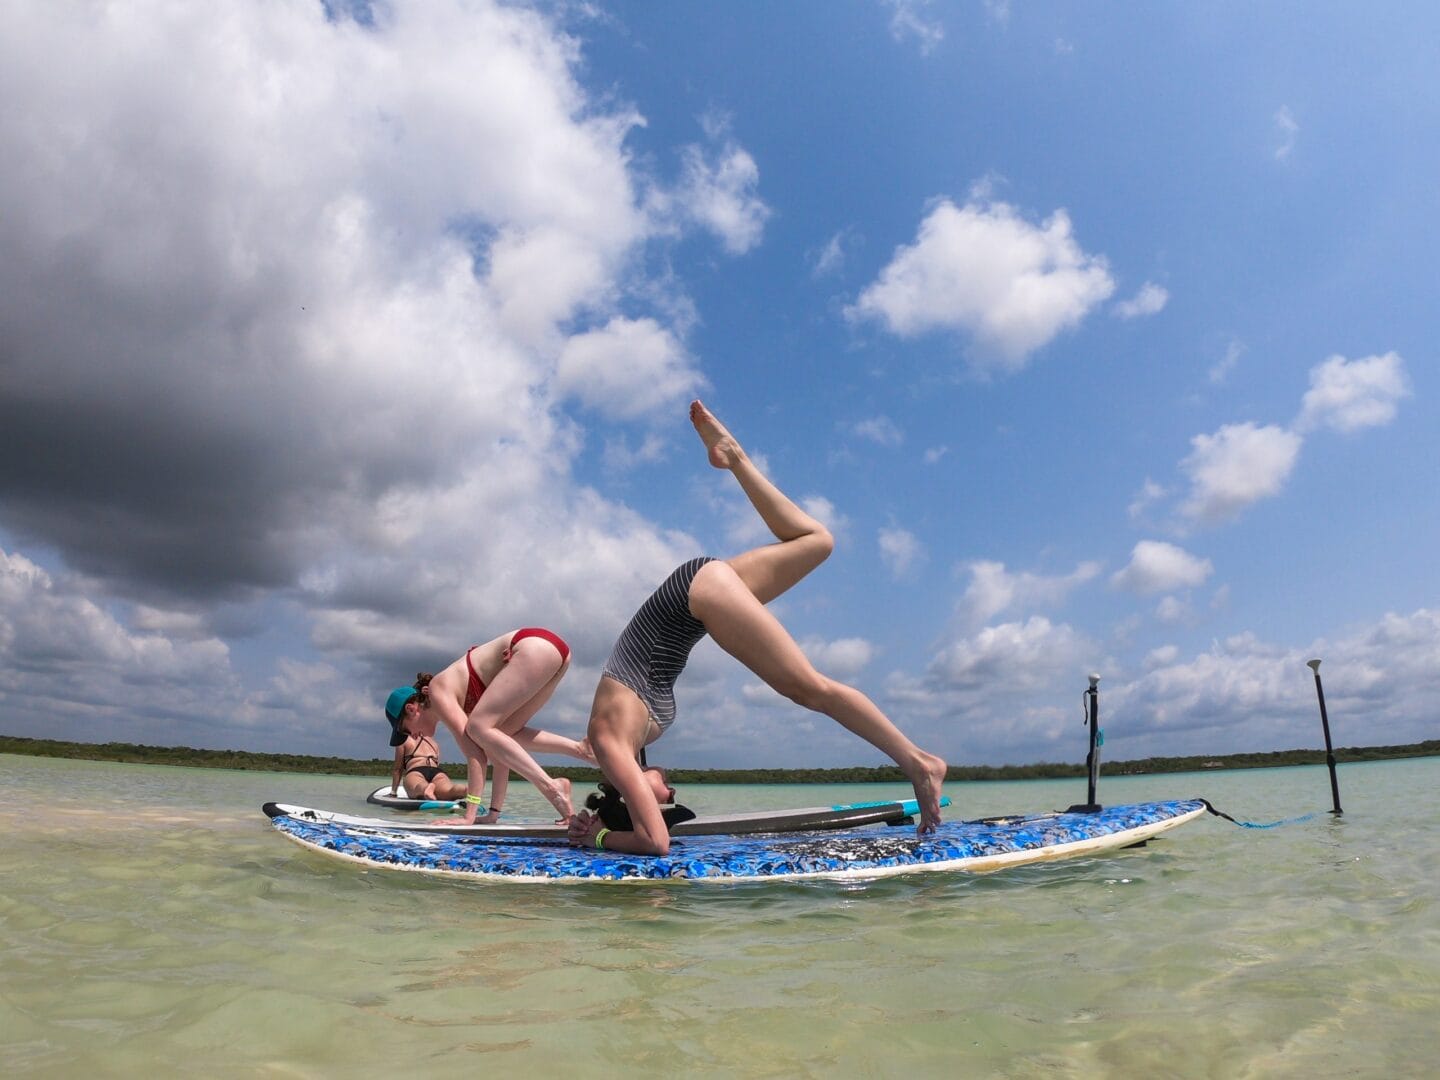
(466, 721, 501, 750)
(812, 525, 835, 561)
(773, 670, 835, 713)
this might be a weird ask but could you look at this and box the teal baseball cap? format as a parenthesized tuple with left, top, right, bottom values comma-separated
(385, 686, 417, 745)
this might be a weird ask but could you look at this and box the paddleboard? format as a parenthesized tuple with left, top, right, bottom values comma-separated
(263, 799, 1206, 883)
(367, 785, 454, 811)
(271, 795, 950, 840)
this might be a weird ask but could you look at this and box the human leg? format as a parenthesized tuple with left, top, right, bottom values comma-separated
(689, 559, 947, 831)
(428, 773, 469, 802)
(690, 400, 833, 604)
(463, 640, 574, 818)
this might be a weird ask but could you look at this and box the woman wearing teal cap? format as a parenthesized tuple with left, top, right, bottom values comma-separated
(386, 686, 470, 804)
(384, 627, 593, 825)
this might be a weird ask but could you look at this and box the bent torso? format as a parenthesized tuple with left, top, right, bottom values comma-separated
(428, 631, 515, 715)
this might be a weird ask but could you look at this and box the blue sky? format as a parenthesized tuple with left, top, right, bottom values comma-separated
(1, 1, 1434, 773)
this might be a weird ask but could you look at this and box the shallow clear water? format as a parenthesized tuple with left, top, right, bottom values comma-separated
(2, 754, 1437, 1077)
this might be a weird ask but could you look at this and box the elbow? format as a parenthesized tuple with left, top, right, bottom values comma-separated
(633, 829, 670, 857)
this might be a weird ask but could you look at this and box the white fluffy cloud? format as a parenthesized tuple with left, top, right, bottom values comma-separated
(1296, 352, 1410, 434)
(799, 636, 876, 678)
(846, 197, 1115, 371)
(0, 1, 776, 753)
(1108, 609, 1440, 756)
(1111, 541, 1213, 596)
(958, 559, 1102, 627)
(555, 317, 704, 420)
(1179, 422, 1303, 524)
(667, 126, 771, 255)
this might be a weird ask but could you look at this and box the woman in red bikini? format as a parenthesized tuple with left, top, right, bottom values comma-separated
(383, 627, 593, 825)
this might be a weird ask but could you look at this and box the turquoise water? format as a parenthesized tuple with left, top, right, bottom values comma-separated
(2, 754, 1437, 1077)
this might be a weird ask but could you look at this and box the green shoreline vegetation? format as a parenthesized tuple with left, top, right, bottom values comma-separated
(3, 733, 1438, 784)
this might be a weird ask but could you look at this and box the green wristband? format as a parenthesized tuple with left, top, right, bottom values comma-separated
(464, 794, 484, 805)
(594, 827, 611, 851)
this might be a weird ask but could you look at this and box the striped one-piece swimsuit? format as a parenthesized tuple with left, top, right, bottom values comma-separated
(601, 557, 716, 732)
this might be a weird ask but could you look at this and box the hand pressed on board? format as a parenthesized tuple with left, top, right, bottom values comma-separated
(567, 809, 604, 848)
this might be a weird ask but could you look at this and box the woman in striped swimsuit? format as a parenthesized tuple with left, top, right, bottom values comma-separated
(384, 627, 594, 825)
(569, 401, 949, 856)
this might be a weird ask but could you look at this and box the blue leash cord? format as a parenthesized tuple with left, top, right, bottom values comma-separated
(1199, 798, 1318, 829)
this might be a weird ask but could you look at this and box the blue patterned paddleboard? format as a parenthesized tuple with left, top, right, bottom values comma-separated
(270, 795, 951, 839)
(263, 799, 1206, 883)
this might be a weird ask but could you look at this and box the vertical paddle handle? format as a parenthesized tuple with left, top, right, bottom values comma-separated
(1307, 659, 1343, 815)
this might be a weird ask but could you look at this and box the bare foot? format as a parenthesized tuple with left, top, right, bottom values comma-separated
(907, 751, 948, 835)
(553, 777, 574, 823)
(542, 778, 573, 824)
(690, 400, 744, 470)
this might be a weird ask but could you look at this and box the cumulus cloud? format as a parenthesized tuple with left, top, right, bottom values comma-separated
(922, 616, 1091, 693)
(0, 1, 781, 752)
(958, 559, 1102, 627)
(799, 636, 876, 678)
(1110, 540, 1213, 596)
(1152, 351, 1407, 531)
(1179, 422, 1303, 524)
(555, 317, 704, 419)
(845, 196, 1115, 372)
(878, 527, 925, 580)
(1112, 282, 1169, 320)
(0, 546, 238, 734)
(1295, 352, 1410, 434)
(666, 119, 772, 255)
(1107, 609, 1440, 756)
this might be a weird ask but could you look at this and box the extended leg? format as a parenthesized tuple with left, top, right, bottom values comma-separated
(689, 559, 947, 831)
(690, 400, 833, 604)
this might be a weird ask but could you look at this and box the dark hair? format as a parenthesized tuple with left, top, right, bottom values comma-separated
(585, 781, 695, 831)
(409, 672, 434, 705)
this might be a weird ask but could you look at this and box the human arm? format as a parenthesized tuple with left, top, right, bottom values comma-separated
(568, 730, 671, 855)
(390, 745, 405, 795)
(428, 703, 493, 826)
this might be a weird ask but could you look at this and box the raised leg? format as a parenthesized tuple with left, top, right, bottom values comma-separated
(690, 400, 833, 604)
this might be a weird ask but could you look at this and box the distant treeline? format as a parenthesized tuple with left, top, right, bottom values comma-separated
(2, 733, 1437, 782)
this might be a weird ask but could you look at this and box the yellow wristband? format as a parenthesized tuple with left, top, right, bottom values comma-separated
(594, 827, 611, 851)
(464, 794, 484, 805)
